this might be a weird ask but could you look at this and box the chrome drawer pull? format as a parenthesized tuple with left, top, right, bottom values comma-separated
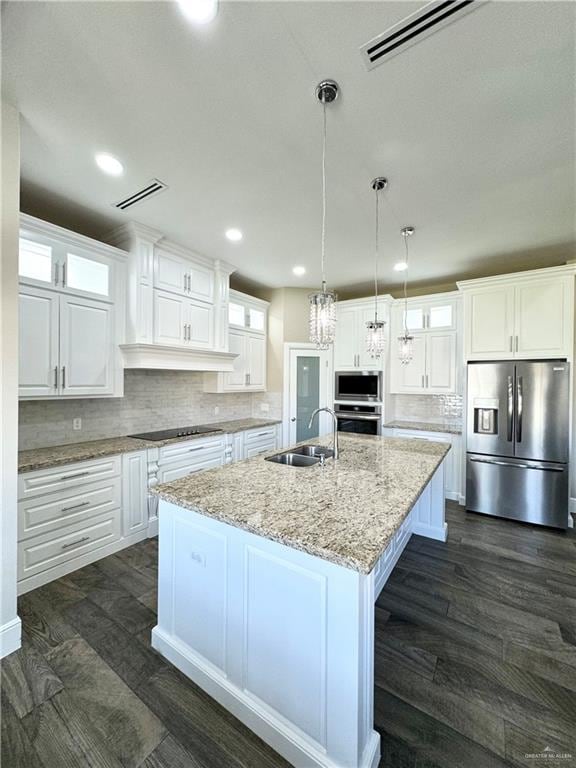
(188, 446, 206, 452)
(60, 471, 90, 480)
(256, 432, 272, 437)
(61, 501, 90, 513)
(61, 536, 90, 550)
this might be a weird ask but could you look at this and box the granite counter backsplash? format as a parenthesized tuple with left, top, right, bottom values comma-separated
(152, 433, 450, 574)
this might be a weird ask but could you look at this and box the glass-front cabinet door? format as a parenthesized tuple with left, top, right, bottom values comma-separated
(19, 234, 113, 301)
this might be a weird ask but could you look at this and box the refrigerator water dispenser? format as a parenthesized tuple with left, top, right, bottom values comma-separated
(472, 398, 499, 435)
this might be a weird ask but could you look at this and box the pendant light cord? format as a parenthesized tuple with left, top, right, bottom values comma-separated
(321, 99, 327, 290)
(402, 234, 409, 335)
(373, 187, 379, 322)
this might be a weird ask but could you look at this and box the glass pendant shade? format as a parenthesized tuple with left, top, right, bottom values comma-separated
(398, 332, 414, 365)
(365, 319, 386, 359)
(309, 283, 337, 350)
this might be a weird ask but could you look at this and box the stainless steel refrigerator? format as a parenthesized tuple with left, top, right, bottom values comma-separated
(466, 360, 570, 529)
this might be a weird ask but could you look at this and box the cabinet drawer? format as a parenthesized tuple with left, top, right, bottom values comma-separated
(158, 455, 224, 484)
(245, 441, 276, 459)
(19, 456, 121, 500)
(18, 511, 121, 580)
(19, 477, 121, 541)
(158, 436, 225, 464)
(244, 427, 277, 446)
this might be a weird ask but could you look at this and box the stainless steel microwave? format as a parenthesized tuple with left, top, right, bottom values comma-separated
(335, 371, 382, 402)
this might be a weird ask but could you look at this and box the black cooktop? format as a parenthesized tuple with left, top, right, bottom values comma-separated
(128, 426, 223, 441)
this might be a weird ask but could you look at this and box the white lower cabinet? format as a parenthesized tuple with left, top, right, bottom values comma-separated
(17, 424, 282, 593)
(385, 428, 463, 502)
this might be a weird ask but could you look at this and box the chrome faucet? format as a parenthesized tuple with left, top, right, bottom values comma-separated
(308, 407, 339, 460)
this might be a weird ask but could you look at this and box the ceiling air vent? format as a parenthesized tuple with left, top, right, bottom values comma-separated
(360, 0, 482, 70)
(114, 179, 168, 210)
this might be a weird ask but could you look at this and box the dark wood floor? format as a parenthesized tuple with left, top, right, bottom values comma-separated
(2, 502, 575, 768)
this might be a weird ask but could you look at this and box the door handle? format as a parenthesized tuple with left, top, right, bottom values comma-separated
(507, 375, 513, 442)
(60, 471, 90, 480)
(290, 417, 296, 422)
(516, 375, 523, 443)
(61, 536, 90, 550)
(470, 457, 563, 472)
(61, 501, 90, 513)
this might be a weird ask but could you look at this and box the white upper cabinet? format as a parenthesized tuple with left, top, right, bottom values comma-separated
(59, 296, 114, 396)
(389, 293, 460, 395)
(18, 215, 127, 400)
(459, 268, 575, 361)
(154, 248, 214, 303)
(334, 298, 392, 371)
(204, 290, 269, 392)
(461, 285, 514, 358)
(107, 223, 237, 371)
(19, 286, 59, 398)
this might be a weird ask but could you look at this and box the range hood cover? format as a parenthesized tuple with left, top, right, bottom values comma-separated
(120, 343, 238, 372)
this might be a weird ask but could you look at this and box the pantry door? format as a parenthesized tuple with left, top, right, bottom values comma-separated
(285, 344, 332, 446)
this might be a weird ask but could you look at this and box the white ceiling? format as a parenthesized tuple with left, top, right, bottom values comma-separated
(3, 1, 575, 293)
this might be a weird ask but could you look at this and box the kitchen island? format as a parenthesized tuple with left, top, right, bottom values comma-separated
(151, 433, 450, 768)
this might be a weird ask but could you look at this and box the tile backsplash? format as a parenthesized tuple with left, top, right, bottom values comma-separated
(390, 394, 463, 427)
(19, 371, 283, 450)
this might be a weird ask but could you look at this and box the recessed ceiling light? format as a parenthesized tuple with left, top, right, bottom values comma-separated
(95, 153, 124, 176)
(225, 228, 243, 242)
(177, 0, 218, 25)
(394, 261, 408, 272)
(292, 266, 306, 277)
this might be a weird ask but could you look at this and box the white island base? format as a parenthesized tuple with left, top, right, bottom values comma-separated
(152, 463, 446, 768)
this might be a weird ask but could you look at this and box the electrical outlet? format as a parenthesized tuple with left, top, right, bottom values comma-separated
(72, 417, 82, 431)
(214, 406, 220, 416)
(260, 403, 270, 413)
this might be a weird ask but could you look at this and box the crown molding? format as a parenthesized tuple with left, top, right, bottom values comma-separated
(457, 264, 576, 291)
(20, 213, 128, 261)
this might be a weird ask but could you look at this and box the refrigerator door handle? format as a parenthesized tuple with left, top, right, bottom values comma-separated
(516, 375, 523, 443)
(507, 375, 514, 442)
(469, 457, 564, 472)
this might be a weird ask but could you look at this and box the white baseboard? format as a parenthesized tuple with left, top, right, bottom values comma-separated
(17, 528, 148, 595)
(0, 616, 22, 659)
(568, 499, 575, 528)
(412, 521, 448, 542)
(152, 627, 380, 768)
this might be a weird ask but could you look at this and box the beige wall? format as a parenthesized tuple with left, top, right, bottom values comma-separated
(258, 288, 311, 392)
(1, 101, 21, 655)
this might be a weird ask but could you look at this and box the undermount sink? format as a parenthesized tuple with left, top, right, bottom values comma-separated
(265, 445, 334, 467)
(291, 445, 334, 459)
(265, 452, 320, 467)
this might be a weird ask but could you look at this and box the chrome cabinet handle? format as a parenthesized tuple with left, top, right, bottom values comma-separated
(61, 471, 90, 480)
(507, 375, 514, 442)
(188, 274, 192, 292)
(183, 324, 187, 341)
(54, 262, 59, 286)
(61, 536, 90, 550)
(62, 263, 67, 286)
(62, 366, 66, 389)
(421, 375, 425, 387)
(54, 366, 59, 389)
(470, 457, 563, 472)
(62, 501, 90, 513)
(247, 372, 251, 385)
(515, 335, 519, 352)
(509, 335, 513, 352)
(516, 375, 523, 443)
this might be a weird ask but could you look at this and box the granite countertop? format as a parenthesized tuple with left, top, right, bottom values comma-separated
(152, 433, 450, 575)
(383, 420, 462, 436)
(18, 418, 281, 474)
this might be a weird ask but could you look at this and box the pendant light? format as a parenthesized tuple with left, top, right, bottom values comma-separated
(365, 177, 388, 358)
(398, 226, 415, 365)
(309, 80, 339, 349)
